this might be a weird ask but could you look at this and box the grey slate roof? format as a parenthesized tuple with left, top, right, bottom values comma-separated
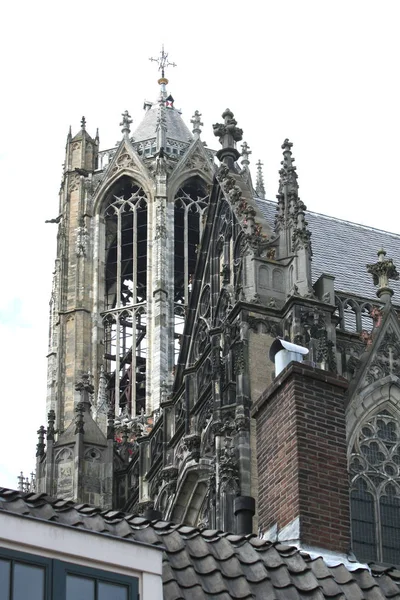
(255, 198, 400, 301)
(133, 105, 193, 144)
(1, 488, 400, 600)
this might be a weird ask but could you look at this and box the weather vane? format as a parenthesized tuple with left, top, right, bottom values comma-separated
(149, 45, 177, 79)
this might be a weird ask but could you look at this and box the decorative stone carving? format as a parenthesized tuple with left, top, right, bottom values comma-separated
(69, 173, 81, 192)
(213, 109, 243, 145)
(255, 160, 266, 199)
(183, 434, 201, 461)
(155, 201, 167, 240)
(235, 414, 250, 432)
(367, 249, 399, 288)
(36, 426, 46, 457)
(185, 152, 211, 172)
(84, 447, 101, 462)
(55, 447, 73, 463)
(75, 219, 89, 257)
(191, 110, 203, 139)
(367, 249, 399, 302)
(113, 152, 135, 173)
(234, 340, 246, 375)
(366, 329, 400, 385)
(219, 437, 239, 493)
(193, 320, 209, 362)
(74, 402, 85, 434)
(198, 470, 216, 528)
(120, 110, 132, 137)
(199, 285, 211, 318)
(215, 289, 232, 326)
(247, 317, 282, 337)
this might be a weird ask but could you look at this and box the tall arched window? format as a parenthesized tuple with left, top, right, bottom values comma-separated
(174, 177, 209, 363)
(350, 408, 400, 564)
(174, 177, 208, 305)
(102, 176, 148, 418)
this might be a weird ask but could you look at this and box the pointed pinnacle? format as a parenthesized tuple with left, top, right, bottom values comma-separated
(241, 141, 251, 166)
(120, 110, 133, 138)
(256, 159, 266, 199)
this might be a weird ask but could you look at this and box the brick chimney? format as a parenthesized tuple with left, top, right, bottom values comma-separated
(251, 362, 350, 554)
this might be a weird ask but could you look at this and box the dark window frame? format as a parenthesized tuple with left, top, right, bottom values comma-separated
(0, 547, 139, 600)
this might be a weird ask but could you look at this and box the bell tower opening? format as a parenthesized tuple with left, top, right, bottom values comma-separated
(173, 176, 209, 362)
(103, 176, 148, 418)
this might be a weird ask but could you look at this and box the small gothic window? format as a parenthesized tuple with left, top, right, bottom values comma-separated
(361, 304, 374, 332)
(289, 265, 294, 290)
(272, 269, 283, 292)
(350, 409, 400, 564)
(343, 299, 360, 332)
(259, 265, 269, 289)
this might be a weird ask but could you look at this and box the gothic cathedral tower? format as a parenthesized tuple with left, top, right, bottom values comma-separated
(37, 53, 214, 505)
(36, 51, 337, 530)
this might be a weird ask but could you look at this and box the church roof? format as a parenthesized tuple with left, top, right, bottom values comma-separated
(132, 104, 193, 144)
(1, 487, 400, 600)
(255, 198, 400, 301)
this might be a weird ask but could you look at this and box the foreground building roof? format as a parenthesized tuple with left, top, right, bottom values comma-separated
(1, 488, 400, 600)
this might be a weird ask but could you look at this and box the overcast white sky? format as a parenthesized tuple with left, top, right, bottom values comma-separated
(0, 0, 399, 489)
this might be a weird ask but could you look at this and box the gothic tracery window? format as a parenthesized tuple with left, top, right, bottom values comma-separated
(102, 177, 148, 418)
(174, 177, 209, 363)
(174, 178, 209, 306)
(350, 409, 400, 564)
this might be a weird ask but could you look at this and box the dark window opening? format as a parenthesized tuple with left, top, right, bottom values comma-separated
(173, 177, 209, 364)
(102, 176, 148, 418)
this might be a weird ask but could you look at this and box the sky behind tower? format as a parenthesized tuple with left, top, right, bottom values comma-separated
(0, 0, 399, 488)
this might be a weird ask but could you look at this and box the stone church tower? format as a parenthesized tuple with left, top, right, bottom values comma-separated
(35, 51, 400, 565)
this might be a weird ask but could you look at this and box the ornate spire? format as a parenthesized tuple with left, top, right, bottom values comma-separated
(36, 426, 46, 457)
(191, 110, 203, 140)
(275, 139, 312, 259)
(75, 372, 94, 409)
(120, 110, 132, 139)
(367, 248, 399, 303)
(213, 108, 243, 168)
(255, 160, 265, 198)
(156, 102, 167, 152)
(47, 410, 56, 441)
(107, 408, 115, 440)
(17, 472, 24, 491)
(241, 142, 251, 169)
(96, 365, 108, 415)
(81, 116, 86, 131)
(74, 402, 85, 434)
(150, 45, 176, 101)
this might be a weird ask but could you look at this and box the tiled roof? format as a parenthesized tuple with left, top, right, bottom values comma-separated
(1, 488, 400, 600)
(255, 198, 400, 301)
(132, 105, 193, 144)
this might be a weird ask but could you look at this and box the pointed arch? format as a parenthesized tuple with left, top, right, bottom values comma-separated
(173, 176, 209, 306)
(343, 298, 361, 332)
(93, 167, 152, 216)
(168, 463, 213, 526)
(100, 175, 149, 419)
(349, 402, 400, 563)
